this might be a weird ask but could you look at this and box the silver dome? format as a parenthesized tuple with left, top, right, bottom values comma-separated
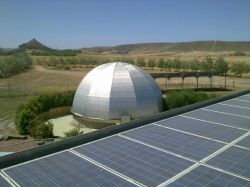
(72, 62, 162, 120)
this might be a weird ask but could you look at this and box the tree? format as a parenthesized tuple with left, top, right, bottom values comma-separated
(231, 62, 250, 87)
(214, 56, 229, 87)
(214, 56, 229, 74)
(165, 59, 172, 72)
(202, 56, 214, 72)
(158, 58, 165, 71)
(172, 58, 182, 72)
(147, 59, 156, 70)
(0, 59, 10, 77)
(230, 62, 248, 77)
(190, 58, 200, 72)
(136, 57, 145, 67)
(180, 60, 189, 72)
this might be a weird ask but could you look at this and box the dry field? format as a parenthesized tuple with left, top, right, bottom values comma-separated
(75, 51, 250, 64)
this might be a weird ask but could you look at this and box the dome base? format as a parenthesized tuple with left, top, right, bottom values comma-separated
(73, 114, 120, 129)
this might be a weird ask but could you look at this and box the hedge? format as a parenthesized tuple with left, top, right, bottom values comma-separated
(15, 90, 75, 138)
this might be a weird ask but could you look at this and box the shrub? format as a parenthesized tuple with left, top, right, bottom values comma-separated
(165, 90, 214, 109)
(30, 120, 53, 139)
(15, 110, 36, 135)
(0, 53, 32, 78)
(37, 106, 71, 121)
(15, 90, 75, 137)
(64, 122, 83, 138)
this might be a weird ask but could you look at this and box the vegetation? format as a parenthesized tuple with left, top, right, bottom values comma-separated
(136, 57, 146, 67)
(0, 48, 15, 56)
(214, 56, 229, 73)
(18, 38, 81, 56)
(64, 121, 83, 138)
(30, 120, 54, 139)
(234, 51, 247, 56)
(15, 90, 75, 137)
(148, 59, 156, 70)
(31, 49, 81, 56)
(230, 62, 250, 77)
(0, 53, 32, 77)
(165, 90, 217, 109)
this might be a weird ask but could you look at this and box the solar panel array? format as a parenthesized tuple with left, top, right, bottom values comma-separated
(1, 93, 250, 186)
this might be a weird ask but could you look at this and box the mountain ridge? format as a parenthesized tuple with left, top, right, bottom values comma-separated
(18, 39, 50, 50)
(81, 40, 250, 54)
(2, 40, 250, 54)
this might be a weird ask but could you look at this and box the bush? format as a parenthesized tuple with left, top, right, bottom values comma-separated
(0, 53, 32, 78)
(15, 90, 75, 137)
(37, 106, 71, 121)
(64, 122, 83, 138)
(15, 110, 36, 135)
(30, 120, 53, 139)
(165, 90, 214, 109)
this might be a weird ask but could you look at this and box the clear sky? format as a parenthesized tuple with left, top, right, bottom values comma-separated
(1, 0, 250, 49)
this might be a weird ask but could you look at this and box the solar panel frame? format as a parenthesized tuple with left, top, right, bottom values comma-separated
(205, 104, 250, 117)
(0, 174, 10, 187)
(236, 135, 250, 149)
(184, 109, 250, 130)
(3, 150, 139, 187)
(73, 135, 194, 187)
(121, 124, 225, 161)
(206, 146, 250, 179)
(155, 115, 247, 143)
(167, 165, 250, 187)
(237, 95, 250, 102)
(223, 99, 250, 108)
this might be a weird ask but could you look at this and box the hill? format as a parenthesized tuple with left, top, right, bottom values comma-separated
(82, 41, 250, 54)
(18, 39, 50, 50)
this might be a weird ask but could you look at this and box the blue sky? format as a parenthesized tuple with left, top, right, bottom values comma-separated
(1, 0, 250, 49)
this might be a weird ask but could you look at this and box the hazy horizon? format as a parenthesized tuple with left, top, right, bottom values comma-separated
(1, 0, 250, 49)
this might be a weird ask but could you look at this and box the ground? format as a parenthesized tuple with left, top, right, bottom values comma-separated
(50, 115, 96, 137)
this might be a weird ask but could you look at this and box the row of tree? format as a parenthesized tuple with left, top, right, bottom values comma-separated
(0, 53, 32, 78)
(31, 49, 81, 56)
(42, 55, 246, 75)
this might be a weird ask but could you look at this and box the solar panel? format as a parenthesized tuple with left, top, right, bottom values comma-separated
(224, 99, 250, 108)
(0, 175, 10, 187)
(2, 92, 250, 187)
(73, 136, 193, 186)
(185, 109, 250, 130)
(122, 125, 224, 160)
(237, 95, 250, 102)
(206, 146, 250, 179)
(168, 165, 250, 187)
(3, 151, 138, 187)
(156, 116, 247, 142)
(236, 135, 250, 149)
(205, 104, 250, 117)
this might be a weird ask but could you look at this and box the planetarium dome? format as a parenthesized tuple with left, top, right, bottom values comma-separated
(71, 62, 162, 122)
